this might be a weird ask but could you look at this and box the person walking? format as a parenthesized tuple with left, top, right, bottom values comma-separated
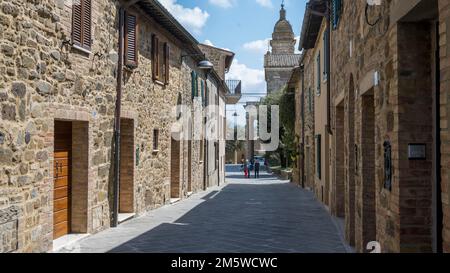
(243, 160, 249, 178)
(249, 160, 254, 179)
(254, 159, 260, 178)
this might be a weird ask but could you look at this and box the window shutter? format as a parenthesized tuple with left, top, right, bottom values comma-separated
(191, 71, 196, 99)
(164, 43, 170, 84)
(82, 0, 91, 50)
(205, 80, 209, 106)
(201, 80, 204, 103)
(332, 0, 342, 29)
(125, 13, 138, 68)
(316, 52, 321, 94)
(152, 35, 159, 80)
(72, 1, 82, 47)
(72, 0, 91, 50)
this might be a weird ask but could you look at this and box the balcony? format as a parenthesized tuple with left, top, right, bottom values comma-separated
(225, 79, 242, 104)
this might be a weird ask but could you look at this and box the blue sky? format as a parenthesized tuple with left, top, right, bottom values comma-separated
(159, 0, 306, 95)
(159, 0, 306, 127)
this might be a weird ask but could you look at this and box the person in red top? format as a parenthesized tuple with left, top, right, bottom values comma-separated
(243, 160, 249, 178)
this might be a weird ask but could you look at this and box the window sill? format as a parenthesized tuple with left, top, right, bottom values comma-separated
(72, 44, 92, 55)
(154, 80, 165, 86)
(152, 150, 160, 154)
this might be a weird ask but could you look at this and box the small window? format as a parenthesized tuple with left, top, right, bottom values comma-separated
(316, 52, 321, 95)
(316, 135, 322, 180)
(153, 129, 159, 151)
(152, 34, 160, 81)
(72, 0, 92, 51)
(125, 12, 138, 68)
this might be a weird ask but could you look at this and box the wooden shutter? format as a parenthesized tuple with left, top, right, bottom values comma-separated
(72, 0, 91, 51)
(82, 0, 91, 50)
(191, 71, 196, 99)
(152, 35, 160, 80)
(164, 43, 170, 84)
(125, 12, 138, 68)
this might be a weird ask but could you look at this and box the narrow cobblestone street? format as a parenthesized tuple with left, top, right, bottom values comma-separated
(57, 167, 351, 253)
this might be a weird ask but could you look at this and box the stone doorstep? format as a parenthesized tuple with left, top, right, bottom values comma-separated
(118, 213, 136, 224)
(187, 191, 193, 197)
(170, 198, 181, 204)
(52, 233, 91, 253)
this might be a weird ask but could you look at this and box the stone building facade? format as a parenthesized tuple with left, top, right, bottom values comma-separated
(264, 4, 301, 94)
(296, 0, 450, 252)
(0, 0, 233, 253)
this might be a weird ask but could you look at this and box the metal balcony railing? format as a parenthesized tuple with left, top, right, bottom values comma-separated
(225, 80, 242, 95)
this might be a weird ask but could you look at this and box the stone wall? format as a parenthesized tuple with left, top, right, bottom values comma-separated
(0, 0, 211, 252)
(326, 0, 449, 252)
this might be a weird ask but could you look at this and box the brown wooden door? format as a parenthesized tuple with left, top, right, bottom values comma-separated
(53, 121, 72, 240)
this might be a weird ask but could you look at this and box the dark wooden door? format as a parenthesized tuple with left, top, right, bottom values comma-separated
(53, 121, 72, 240)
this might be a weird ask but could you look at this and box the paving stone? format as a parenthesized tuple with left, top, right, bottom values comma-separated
(57, 170, 351, 253)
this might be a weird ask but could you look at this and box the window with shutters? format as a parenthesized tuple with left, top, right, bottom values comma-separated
(316, 52, 321, 95)
(125, 12, 138, 68)
(72, 0, 92, 52)
(152, 34, 160, 81)
(191, 71, 197, 100)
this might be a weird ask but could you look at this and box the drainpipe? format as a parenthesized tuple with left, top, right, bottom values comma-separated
(434, 22, 443, 253)
(112, 6, 124, 228)
(326, 0, 332, 136)
(203, 75, 209, 190)
(300, 63, 305, 188)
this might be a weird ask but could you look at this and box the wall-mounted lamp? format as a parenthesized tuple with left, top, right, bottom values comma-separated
(181, 53, 214, 71)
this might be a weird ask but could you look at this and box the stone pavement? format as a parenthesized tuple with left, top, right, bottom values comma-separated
(57, 169, 352, 253)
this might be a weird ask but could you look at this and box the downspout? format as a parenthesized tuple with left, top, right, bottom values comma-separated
(112, 6, 124, 228)
(300, 64, 305, 188)
(203, 75, 209, 190)
(326, 0, 332, 136)
(434, 21, 443, 253)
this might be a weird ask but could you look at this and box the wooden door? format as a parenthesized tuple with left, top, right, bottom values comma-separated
(53, 121, 72, 240)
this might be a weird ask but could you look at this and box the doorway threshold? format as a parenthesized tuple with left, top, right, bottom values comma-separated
(118, 213, 136, 224)
(52, 233, 90, 253)
(170, 198, 181, 204)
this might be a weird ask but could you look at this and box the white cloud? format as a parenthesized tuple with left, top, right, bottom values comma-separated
(204, 40, 215, 47)
(294, 36, 301, 54)
(243, 38, 271, 54)
(255, 0, 273, 8)
(159, 0, 210, 34)
(243, 36, 301, 54)
(227, 59, 266, 92)
(209, 0, 234, 8)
